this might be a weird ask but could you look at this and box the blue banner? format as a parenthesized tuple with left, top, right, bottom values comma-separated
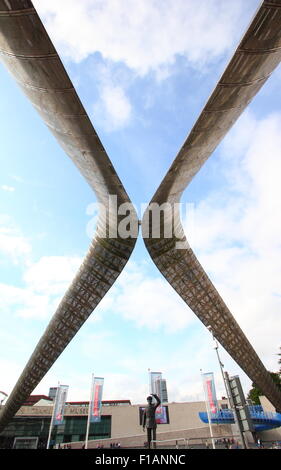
(53, 385, 69, 425)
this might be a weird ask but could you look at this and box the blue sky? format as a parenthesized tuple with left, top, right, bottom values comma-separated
(1, 0, 281, 406)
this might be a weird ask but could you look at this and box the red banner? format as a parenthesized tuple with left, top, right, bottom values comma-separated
(90, 377, 104, 423)
(202, 372, 218, 414)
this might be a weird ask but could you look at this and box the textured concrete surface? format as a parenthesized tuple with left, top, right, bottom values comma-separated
(142, 0, 281, 411)
(0, 0, 138, 432)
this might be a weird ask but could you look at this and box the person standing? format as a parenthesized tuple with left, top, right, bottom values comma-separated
(142, 394, 161, 449)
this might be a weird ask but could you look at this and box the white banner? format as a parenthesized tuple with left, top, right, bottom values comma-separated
(53, 385, 69, 425)
(202, 372, 218, 414)
(89, 376, 104, 423)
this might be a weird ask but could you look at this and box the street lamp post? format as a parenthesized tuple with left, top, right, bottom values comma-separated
(206, 326, 231, 405)
(206, 326, 247, 449)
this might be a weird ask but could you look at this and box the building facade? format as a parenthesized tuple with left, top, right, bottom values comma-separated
(0, 395, 280, 449)
(0, 395, 231, 449)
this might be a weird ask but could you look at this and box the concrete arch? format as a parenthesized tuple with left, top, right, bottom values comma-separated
(142, 1, 281, 411)
(0, 1, 138, 432)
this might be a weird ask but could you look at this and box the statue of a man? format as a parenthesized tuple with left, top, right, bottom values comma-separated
(142, 393, 161, 449)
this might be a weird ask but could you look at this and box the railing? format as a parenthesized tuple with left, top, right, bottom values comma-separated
(151, 437, 188, 448)
(151, 434, 240, 449)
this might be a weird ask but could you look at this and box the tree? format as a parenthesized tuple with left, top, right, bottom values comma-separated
(247, 372, 281, 405)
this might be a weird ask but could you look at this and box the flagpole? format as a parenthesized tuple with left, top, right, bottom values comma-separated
(85, 373, 94, 449)
(200, 370, 216, 449)
(47, 382, 60, 449)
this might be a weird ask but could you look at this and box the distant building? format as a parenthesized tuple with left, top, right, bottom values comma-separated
(161, 379, 168, 403)
(22, 395, 53, 407)
(48, 387, 57, 401)
(153, 377, 168, 403)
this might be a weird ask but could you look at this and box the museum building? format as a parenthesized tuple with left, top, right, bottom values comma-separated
(0, 394, 231, 449)
(0, 393, 280, 449)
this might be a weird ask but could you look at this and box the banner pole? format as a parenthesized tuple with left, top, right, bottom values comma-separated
(85, 373, 94, 449)
(46, 382, 60, 449)
(201, 371, 216, 449)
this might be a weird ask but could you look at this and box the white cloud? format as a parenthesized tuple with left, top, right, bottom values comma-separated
(32, 0, 257, 133)
(0, 218, 83, 319)
(0, 216, 31, 264)
(98, 260, 195, 332)
(1, 255, 82, 319)
(101, 373, 147, 403)
(93, 83, 132, 131)
(33, 0, 252, 76)
(1, 185, 15, 192)
(0, 359, 23, 396)
(23, 255, 82, 295)
(80, 330, 118, 362)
